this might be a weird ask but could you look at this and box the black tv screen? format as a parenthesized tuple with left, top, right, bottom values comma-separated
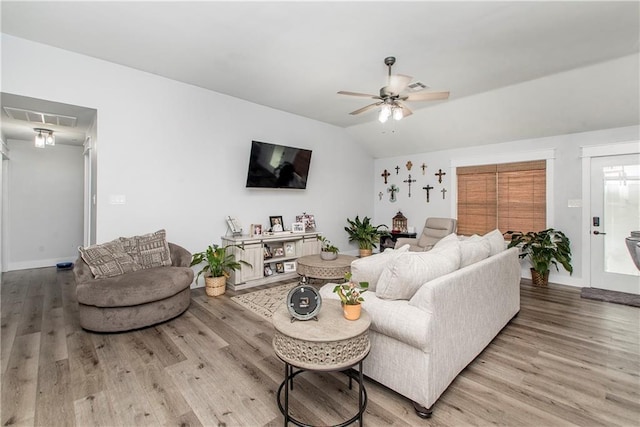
(246, 140, 312, 189)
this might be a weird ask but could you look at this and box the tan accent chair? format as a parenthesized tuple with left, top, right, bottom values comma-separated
(395, 218, 457, 251)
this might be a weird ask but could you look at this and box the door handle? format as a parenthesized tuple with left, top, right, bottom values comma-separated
(593, 230, 607, 235)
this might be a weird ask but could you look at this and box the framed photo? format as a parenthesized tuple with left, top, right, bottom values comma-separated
(296, 213, 316, 231)
(264, 265, 273, 276)
(250, 224, 263, 237)
(275, 262, 284, 273)
(284, 243, 295, 256)
(292, 222, 305, 233)
(273, 247, 284, 257)
(226, 216, 242, 235)
(283, 261, 296, 273)
(269, 216, 284, 232)
(263, 246, 273, 259)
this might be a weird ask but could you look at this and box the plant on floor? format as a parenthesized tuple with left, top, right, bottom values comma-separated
(344, 215, 385, 257)
(506, 228, 572, 286)
(191, 244, 251, 296)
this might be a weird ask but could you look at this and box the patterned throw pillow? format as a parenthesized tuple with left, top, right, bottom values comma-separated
(79, 240, 141, 279)
(120, 229, 172, 269)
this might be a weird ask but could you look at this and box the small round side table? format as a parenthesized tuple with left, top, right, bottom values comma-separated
(272, 299, 371, 426)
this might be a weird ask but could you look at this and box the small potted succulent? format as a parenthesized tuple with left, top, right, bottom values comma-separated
(506, 228, 573, 287)
(190, 244, 251, 296)
(318, 235, 339, 261)
(334, 272, 369, 320)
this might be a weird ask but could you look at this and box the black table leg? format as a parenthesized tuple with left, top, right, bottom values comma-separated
(284, 362, 289, 427)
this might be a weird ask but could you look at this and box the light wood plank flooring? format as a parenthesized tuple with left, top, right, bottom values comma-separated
(1, 267, 639, 426)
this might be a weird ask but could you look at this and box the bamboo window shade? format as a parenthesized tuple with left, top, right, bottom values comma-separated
(457, 160, 546, 236)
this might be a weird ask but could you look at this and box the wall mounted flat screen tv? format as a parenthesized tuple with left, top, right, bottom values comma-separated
(246, 140, 312, 189)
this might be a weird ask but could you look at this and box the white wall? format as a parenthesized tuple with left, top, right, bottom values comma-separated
(374, 125, 640, 287)
(1, 34, 374, 273)
(6, 140, 84, 269)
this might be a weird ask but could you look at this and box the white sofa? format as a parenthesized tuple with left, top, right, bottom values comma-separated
(319, 231, 521, 417)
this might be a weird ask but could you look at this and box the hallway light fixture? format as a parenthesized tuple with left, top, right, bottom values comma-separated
(34, 128, 55, 148)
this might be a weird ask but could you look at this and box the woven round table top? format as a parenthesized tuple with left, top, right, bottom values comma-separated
(272, 300, 371, 371)
(296, 254, 357, 280)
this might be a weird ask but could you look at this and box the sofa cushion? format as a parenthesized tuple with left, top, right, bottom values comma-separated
(459, 235, 491, 267)
(484, 229, 506, 256)
(79, 240, 141, 279)
(120, 229, 172, 269)
(76, 265, 194, 307)
(376, 244, 461, 300)
(431, 232, 459, 250)
(351, 244, 410, 291)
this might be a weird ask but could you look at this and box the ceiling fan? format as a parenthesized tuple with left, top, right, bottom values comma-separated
(338, 56, 449, 123)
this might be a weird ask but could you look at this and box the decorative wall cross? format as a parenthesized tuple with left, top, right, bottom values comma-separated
(403, 174, 417, 197)
(395, 165, 400, 175)
(421, 163, 427, 175)
(387, 184, 399, 202)
(381, 169, 390, 184)
(422, 184, 434, 203)
(406, 160, 413, 171)
(441, 188, 447, 199)
(378, 191, 383, 200)
(435, 168, 447, 183)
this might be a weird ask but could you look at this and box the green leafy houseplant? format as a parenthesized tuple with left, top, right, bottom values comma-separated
(317, 235, 339, 253)
(190, 244, 251, 283)
(333, 272, 369, 305)
(506, 228, 573, 285)
(344, 215, 385, 255)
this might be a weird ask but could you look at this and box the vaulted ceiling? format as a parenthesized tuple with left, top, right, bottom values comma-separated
(2, 1, 638, 157)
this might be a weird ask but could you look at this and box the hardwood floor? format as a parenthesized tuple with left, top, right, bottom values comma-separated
(1, 267, 639, 426)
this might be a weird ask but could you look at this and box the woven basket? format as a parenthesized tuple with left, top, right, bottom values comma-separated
(530, 269, 549, 287)
(205, 276, 226, 297)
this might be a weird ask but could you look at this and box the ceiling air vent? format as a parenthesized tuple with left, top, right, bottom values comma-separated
(3, 106, 78, 128)
(406, 81, 429, 92)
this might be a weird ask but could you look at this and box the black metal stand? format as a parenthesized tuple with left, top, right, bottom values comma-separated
(276, 360, 368, 427)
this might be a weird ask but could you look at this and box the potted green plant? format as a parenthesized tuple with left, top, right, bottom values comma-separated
(318, 235, 339, 261)
(506, 228, 573, 287)
(334, 272, 369, 320)
(344, 215, 385, 257)
(190, 244, 251, 296)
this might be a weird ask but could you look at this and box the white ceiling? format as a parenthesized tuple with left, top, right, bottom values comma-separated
(1, 1, 638, 157)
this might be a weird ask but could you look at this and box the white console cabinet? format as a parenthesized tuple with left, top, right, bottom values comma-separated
(221, 231, 320, 290)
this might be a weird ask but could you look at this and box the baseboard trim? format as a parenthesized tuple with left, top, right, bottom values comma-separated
(7, 256, 77, 271)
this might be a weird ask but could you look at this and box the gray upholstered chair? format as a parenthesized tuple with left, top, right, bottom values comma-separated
(74, 242, 193, 332)
(395, 218, 457, 251)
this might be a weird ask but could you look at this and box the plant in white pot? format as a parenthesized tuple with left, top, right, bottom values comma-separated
(191, 244, 251, 296)
(318, 235, 339, 261)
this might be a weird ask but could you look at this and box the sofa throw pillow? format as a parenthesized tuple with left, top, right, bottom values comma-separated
(483, 229, 506, 256)
(459, 235, 491, 268)
(376, 244, 461, 300)
(351, 244, 410, 292)
(79, 240, 141, 279)
(432, 232, 459, 250)
(120, 229, 172, 269)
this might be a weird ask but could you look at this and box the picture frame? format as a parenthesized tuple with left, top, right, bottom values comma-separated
(264, 265, 273, 276)
(273, 247, 284, 257)
(263, 246, 273, 259)
(292, 222, 305, 233)
(296, 213, 316, 232)
(270, 216, 285, 232)
(250, 224, 263, 237)
(283, 261, 296, 273)
(284, 243, 295, 256)
(275, 262, 284, 274)
(226, 216, 242, 235)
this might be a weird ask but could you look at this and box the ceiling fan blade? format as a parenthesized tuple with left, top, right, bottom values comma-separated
(387, 74, 413, 95)
(337, 91, 379, 98)
(349, 102, 383, 115)
(403, 91, 450, 102)
(398, 102, 413, 118)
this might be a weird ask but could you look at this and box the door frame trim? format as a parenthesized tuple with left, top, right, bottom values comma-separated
(580, 140, 640, 287)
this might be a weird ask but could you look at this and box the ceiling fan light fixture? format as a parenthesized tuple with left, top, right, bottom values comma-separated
(46, 130, 55, 146)
(378, 104, 391, 123)
(35, 130, 45, 148)
(393, 105, 403, 121)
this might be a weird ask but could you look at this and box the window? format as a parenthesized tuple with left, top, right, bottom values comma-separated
(457, 160, 546, 236)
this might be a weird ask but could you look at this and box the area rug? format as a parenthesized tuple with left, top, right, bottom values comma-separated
(580, 287, 640, 308)
(231, 282, 299, 321)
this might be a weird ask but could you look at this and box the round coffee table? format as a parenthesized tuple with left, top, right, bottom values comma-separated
(296, 254, 357, 281)
(272, 299, 370, 426)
